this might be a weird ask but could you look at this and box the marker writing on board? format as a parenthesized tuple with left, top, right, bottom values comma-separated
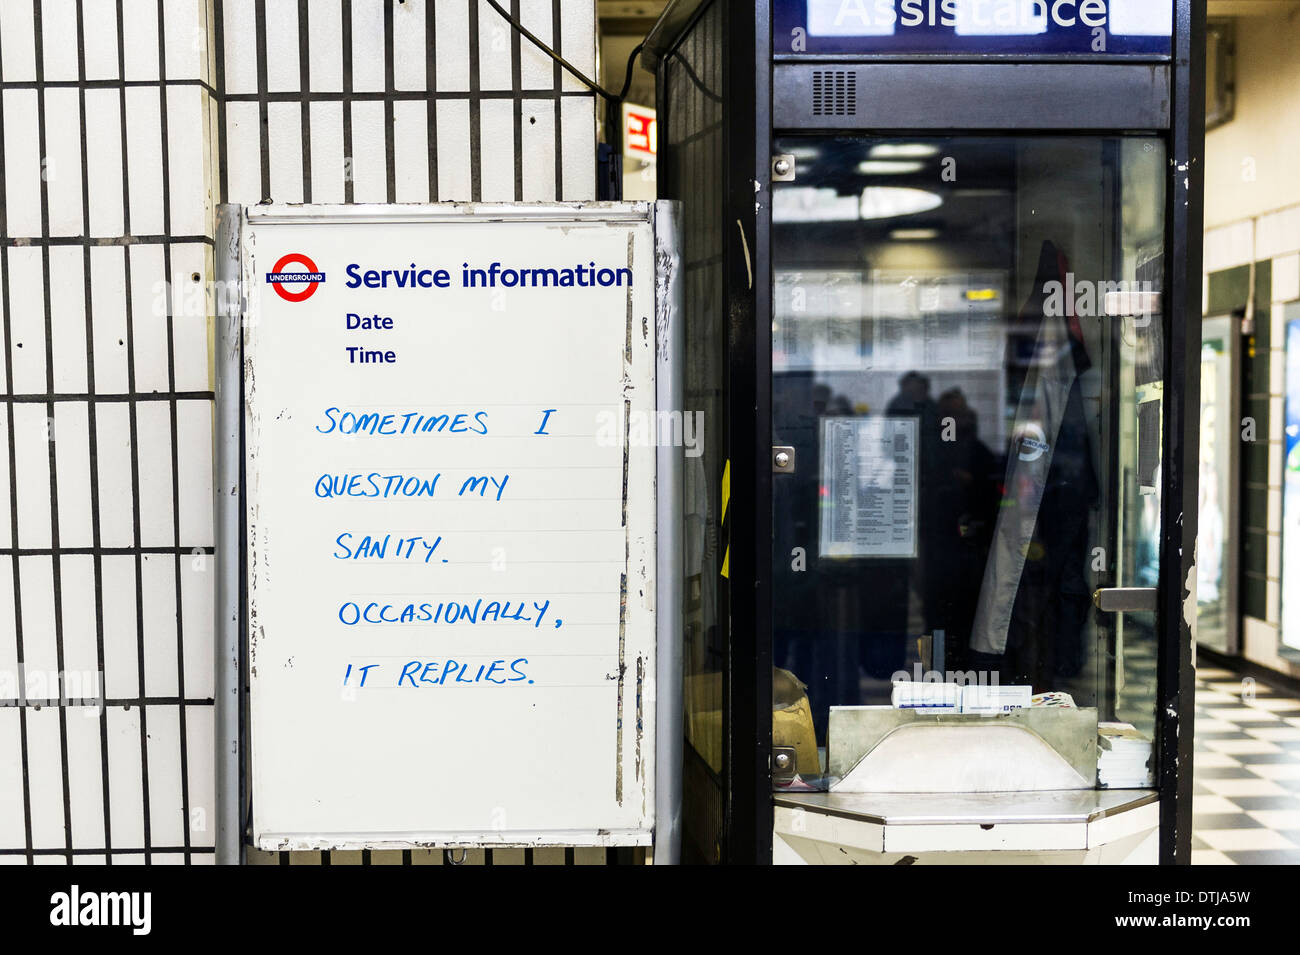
(342, 663, 380, 687)
(316, 473, 442, 499)
(457, 474, 509, 501)
(535, 409, 555, 435)
(395, 658, 531, 687)
(316, 407, 490, 437)
(337, 598, 559, 628)
(334, 533, 444, 562)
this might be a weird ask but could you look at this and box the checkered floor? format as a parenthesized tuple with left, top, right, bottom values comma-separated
(1192, 665, 1300, 865)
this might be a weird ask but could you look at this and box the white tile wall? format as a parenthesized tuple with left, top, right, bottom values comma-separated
(220, 0, 595, 207)
(1257, 204, 1300, 261)
(1, 0, 597, 864)
(1204, 219, 1256, 273)
(1, 0, 217, 864)
(1276, 253, 1300, 306)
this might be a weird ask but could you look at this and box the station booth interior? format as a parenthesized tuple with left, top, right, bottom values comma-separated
(646, 0, 1204, 864)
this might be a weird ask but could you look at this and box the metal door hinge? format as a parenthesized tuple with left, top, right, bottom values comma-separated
(772, 154, 796, 182)
(773, 746, 797, 784)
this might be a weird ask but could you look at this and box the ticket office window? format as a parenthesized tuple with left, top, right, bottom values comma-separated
(770, 135, 1166, 790)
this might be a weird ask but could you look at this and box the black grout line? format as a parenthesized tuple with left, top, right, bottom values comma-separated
(0, 79, 219, 94)
(0, 391, 215, 403)
(468, 0, 482, 201)
(31, 0, 77, 867)
(75, 0, 116, 864)
(0, 9, 37, 868)
(298, 0, 312, 203)
(383, 0, 395, 204)
(215, 0, 229, 202)
(1, 697, 214, 707)
(222, 87, 590, 102)
(115, 0, 154, 867)
(0, 845, 215, 856)
(155, 0, 195, 865)
(426, 0, 438, 201)
(1, 546, 212, 556)
(342, 0, 353, 204)
(510, 0, 522, 202)
(0, 234, 215, 247)
(254, 1, 270, 201)
(108, 0, 134, 870)
(551, 0, 563, 201)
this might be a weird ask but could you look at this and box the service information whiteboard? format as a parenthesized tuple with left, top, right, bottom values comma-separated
(241, 204, 658, 849)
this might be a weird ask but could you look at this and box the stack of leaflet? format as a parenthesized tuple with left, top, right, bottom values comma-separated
(1032, 691, 1076, 708)
(891, 681, 961, 711)
(1097, 722, 1155, 788)
(890, 682, 1033, 714)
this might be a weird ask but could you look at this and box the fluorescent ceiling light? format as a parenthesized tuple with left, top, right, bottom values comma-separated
(857, 160, 925, 175)
(860, 187, 944, 221)
(870, 143, 940, 159)
(890, 228, 940, 241)
(787, 145, 821, 160)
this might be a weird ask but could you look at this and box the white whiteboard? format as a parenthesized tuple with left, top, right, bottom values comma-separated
(241, 204, 658, 849)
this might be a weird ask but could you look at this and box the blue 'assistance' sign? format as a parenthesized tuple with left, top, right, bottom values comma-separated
(775, 0, 1173, 56)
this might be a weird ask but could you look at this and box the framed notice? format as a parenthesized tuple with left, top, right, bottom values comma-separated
(233, 203, 674, 850)
(819, 416, 918, 559)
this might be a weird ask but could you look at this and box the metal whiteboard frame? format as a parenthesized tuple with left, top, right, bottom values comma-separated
(214, 201, 684, 863)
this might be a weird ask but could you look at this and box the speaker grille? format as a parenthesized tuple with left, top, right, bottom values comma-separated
(812, 70, 857, 117)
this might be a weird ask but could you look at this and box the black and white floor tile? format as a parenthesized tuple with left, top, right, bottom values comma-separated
(1192, 666, 1300, 865)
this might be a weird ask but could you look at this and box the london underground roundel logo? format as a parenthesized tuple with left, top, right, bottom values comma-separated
(266, 253, 326, 302)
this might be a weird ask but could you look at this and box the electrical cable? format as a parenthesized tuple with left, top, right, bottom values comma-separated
(483, 0, 646, 104)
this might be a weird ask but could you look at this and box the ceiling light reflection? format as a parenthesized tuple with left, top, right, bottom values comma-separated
(857, 160, 925, 175)
(869, 143, 940, 159)
(860, 186, 944, 221)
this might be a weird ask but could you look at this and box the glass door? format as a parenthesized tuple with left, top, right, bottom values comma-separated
(1198, 315, 1238, 654)
(769, 134, 1167, 789)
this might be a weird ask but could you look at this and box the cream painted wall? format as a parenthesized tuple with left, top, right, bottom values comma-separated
(1202, 6, 1300, 679)
(1204, 6, 1300, 229)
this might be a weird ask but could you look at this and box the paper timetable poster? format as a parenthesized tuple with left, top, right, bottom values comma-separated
(819, 416, 918, 559)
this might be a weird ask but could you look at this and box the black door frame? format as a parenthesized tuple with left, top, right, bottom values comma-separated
(656, 0, 1203, 865)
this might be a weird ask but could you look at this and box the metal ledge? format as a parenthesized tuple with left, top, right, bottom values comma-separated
(774, 789, 1158, 827)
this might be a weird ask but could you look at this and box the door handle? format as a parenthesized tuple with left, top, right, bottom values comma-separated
(1093, 587, 1158, 613)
